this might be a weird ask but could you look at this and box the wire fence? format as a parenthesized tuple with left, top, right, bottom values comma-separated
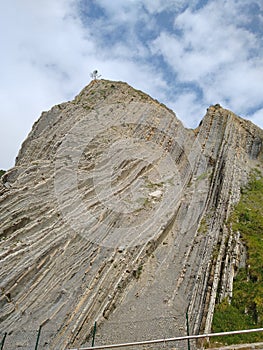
(0, 327, 55, 350)
(1, 314, 189, 350)
(1, 324, 263, 350)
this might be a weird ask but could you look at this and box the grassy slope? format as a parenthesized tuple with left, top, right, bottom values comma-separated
(212, 170, 263, 346)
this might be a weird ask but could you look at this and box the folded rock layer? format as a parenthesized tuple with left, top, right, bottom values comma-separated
(0, 80, 262, 349)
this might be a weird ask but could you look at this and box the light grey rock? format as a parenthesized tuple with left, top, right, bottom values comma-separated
(0, 80, 262, 350)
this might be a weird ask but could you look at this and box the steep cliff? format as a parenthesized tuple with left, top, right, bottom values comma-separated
(0, 80, 262, 349)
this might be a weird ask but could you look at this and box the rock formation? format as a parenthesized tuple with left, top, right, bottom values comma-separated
(0, 80, 262, 349)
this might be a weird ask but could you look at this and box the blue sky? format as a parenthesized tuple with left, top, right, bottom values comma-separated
(0, 0, 262, 169)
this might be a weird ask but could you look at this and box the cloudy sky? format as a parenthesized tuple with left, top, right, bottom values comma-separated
(0, 0, 262, 169)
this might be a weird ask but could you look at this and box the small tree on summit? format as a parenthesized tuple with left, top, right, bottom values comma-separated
(90, 70, 101, 80)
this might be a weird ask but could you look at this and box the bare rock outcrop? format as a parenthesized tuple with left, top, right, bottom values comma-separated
(0, 80, 262, 349)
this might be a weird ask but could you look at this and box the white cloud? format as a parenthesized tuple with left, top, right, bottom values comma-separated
(0, 0, 262, 169)
(165, 92, 205, 128)
(151, 0, 263, 127)
(0, 0, 166, 169)
(93, 0, 189, 17)
(204, 60, 263, 111)
(142, 0, 190, 14)
(152, 2, 258, 82)
(93, 0, 144, 21)
(0, 0, 92, 168)
(250, 108, 263, 129)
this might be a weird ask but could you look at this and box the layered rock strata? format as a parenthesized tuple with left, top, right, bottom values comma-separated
(0, 80, 262, 349)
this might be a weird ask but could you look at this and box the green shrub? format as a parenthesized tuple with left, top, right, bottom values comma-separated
(212, 171, 263, 345)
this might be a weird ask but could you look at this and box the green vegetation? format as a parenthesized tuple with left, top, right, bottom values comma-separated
(146, 181, 164, 189)
(133, 265, 143, 279)
(0, 169, 6, 177)
(198, 217, 208, 235)
(196, 171, 208, 181)
(212, 170, 263, 346)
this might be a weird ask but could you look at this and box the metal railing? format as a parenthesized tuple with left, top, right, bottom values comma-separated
(1, 326, 263, 349)
(68, 328, 263, 350)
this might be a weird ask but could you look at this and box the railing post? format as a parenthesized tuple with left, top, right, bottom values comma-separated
(0, 332, 7, 350)
(34, 325, 42, 350)
(186, 305, 191, 350)
(91, 321, 97, 347)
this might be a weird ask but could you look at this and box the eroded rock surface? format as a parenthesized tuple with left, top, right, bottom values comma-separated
(0, 80, 262, 349)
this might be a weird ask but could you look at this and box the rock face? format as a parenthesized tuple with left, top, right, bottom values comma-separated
(0, 80, 262, 349)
